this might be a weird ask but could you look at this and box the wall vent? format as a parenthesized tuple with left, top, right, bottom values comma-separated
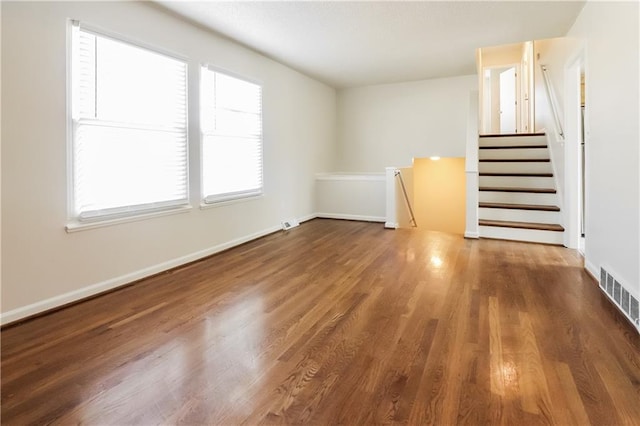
(606, 273, 614, 297)
(281, 219, 300, 231)
(600, 267, 640, 333)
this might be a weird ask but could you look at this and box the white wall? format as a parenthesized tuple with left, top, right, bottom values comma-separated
(315, 173, 385, 222)
(336, 75, 478, 172)
(481, 42, 524, 68)
(568, 1, 639, 298)
(535, 37, 582, 134)
(1, 2, 336, 322)
(533, 37, 583, 203)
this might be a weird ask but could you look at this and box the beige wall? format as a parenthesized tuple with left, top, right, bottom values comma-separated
(1, 1, 336, 322)
(567, 1, 639, 297)
(481, 42, 525, 68)
(336, 75, 477, 172)
(413, 158, 466, 235)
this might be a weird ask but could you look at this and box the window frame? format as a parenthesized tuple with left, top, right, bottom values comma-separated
(199, 64, 264, 205)
(66, 20, 190, 229)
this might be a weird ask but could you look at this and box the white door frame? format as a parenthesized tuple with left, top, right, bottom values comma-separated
(563, 51, 586, 250)
(480, 63, 522, 134)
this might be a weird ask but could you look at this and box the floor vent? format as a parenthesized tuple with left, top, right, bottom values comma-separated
(281, 219, 300, 231)
(600, 267, 639, 332)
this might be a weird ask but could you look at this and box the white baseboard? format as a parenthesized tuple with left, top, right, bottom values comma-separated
(316, 212, 385, 223)
(464, 231, 480, 239)
(584, 258, 598, 282)
(0, 212, 388, 325)
(298, 213, 317, 223)
(1, 221, 295, 326)
(385, 221, 399, 229)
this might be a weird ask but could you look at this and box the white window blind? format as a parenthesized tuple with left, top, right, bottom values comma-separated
(200, 66, 263, 203)
(71, 22, 188, 221)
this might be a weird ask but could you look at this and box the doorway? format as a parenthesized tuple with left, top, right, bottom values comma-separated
(481, 65, 521, 134)
(412, 157, 466, 235)
(564, 54, 586, 251)
(499, 67, 517, 133)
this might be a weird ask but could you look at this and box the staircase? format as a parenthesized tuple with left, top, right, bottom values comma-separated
(478, 133, 565, 245)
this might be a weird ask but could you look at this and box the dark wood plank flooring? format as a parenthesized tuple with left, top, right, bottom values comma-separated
(2, 219, 639, 425)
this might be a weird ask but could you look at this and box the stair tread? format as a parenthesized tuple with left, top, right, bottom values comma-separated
(479, 219, 564, 232)
(480, 158, 550, 162)
(479, 202, 560, 212)
(480, 186, 557, 193)
(479, 132, 546, 138)
(480, 172, 553, 177)
(479, 145, 547, 149)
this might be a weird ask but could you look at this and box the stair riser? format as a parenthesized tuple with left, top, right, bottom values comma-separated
(479, 135, 547, 147)
(479, 148, 549, 160)
(479, 162, 553, 174)
(479, 208, 560, 224)
(479, 176, 555, 189)
(479, 225, 564, 245)
(479, 191, 558, 205)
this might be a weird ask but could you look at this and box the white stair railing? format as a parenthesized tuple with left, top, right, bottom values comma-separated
(540, 64, 564, 139)
(394, 169, 417, 227)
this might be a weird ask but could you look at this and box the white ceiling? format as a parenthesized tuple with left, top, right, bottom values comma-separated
(155, 1, 585, 88)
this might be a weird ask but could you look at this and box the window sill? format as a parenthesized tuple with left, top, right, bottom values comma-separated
(66, 205, 192, 233)
(200, 194, 263, 210)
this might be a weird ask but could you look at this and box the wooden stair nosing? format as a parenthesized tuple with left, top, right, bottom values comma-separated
(479, 219, 564, 232)
(479, 186, 557, 194)
(479, 202, 560, 212)
(479, 172, 553, 177)
(479, 132, 546, 138)
(479, 158, 550, 163)
(479, 145, 547, 150)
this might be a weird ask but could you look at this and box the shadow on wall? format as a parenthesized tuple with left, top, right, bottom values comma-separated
(413, 157, 466, 235)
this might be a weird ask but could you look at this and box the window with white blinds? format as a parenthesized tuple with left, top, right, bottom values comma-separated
(200, 66, 263, 203)
(70, 22, 188, 221)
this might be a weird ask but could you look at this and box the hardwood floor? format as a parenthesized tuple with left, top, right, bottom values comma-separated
(2, 219, 639, 425)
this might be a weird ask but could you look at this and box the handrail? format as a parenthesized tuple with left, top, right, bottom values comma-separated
(540, 64, 564, 139)
(394, 170, 417, 227)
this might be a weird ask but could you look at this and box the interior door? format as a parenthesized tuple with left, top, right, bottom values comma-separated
(499, 67, 517, 133)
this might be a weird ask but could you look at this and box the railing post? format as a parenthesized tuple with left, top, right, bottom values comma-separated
(540, 64, 565, 139)
(465, 90, 480, 239)
(385, 167, 399, 229)
(395, 170, 417, 227)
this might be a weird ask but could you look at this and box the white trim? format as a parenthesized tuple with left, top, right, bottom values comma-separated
(202, 62, 263, 88)
(5, 213, 322, 325)
(200, 194, 263, 210)
(66, 205, 193, 233)
(315, 173, 385, 182)
(3, 221, 294, 325)
(584, 259, 598, 282)
(69, 24, 190, 223)
(385, 167, 399, 230)
(298, 213, 318, 223)
(465, 171, 479, 240)
(316, 212, 385, 223)
(66, 19, 75, 221)
(542, 130, 566, 232)
(73, 20, 187, 63)
(199, 65, 263, 205)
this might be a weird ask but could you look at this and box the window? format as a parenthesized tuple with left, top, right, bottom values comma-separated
(200, 66, 263, 203)
(70, 22, 188, 221)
